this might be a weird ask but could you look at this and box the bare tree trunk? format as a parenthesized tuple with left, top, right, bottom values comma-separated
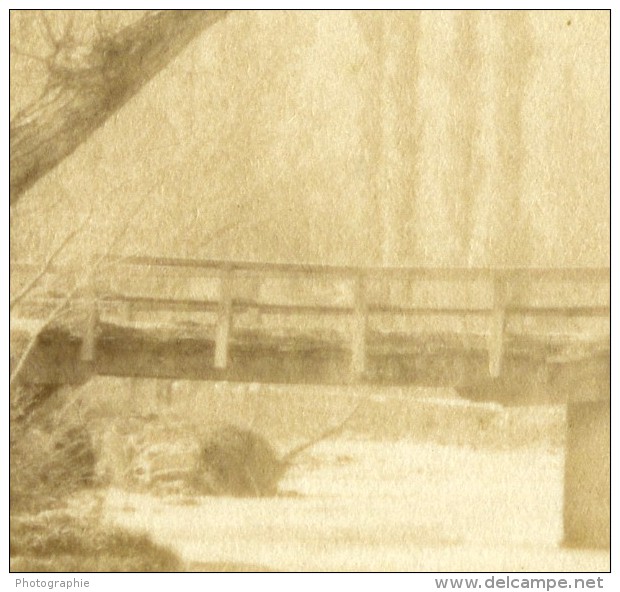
(467, 12, 534, 267)
(492, 12, 534, 266)
(449, 12, 482, 264)
(10, 10, 229, 206)
(356, 12, 422, 267)
(355, 12, 386, 265)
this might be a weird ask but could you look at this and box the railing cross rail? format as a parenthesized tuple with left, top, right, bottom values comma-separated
(12, 256, 609, 378)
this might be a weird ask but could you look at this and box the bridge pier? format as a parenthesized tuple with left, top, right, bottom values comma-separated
(557, 355, 610, 549)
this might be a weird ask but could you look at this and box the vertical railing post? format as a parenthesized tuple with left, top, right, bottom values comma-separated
(351, 273, 368, 380)
(120, 300, 133, 323)
(80, 258, 98, 363)
(488, 273, 508, 377)
(214, 264, 233, 369)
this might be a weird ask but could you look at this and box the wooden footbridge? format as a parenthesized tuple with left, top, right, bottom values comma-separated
(10, 256, 610, 547)
(11, 256, 609, 395)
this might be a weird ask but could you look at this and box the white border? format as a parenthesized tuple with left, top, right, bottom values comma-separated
(2, 4, 615, 591)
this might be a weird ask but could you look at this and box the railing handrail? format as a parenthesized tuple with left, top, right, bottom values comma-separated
(11, 255, 610, 379)
(112, 256, 612, 281)
(11, 256, 612, 282)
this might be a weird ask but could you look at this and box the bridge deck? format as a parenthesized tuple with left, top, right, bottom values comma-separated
(10, 257, 609, 403)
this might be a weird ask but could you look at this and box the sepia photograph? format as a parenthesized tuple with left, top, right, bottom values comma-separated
(7, 5, 611, 578)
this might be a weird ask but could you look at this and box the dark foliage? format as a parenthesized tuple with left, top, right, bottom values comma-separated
(194, 425, 285, 497)
(10, 420, 96, 513)
(10, 513, 181, 572)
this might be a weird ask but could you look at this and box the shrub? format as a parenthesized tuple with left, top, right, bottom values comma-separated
(11, 421, 96, 513)
(193, 425, 285, 496)
(10, 512, 181, 572)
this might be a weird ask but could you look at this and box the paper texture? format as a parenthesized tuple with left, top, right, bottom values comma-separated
(9, 10, 610, 573)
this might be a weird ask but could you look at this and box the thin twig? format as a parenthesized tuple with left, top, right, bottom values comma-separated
(10, 209, 93, 309)
(10, 45, 50, 64)
(10, 287, 81, 389)
(94, 10, 107, 42)
(281, 398, 365, 464)
(38, 13, 59, 49)
(64, 12, 75, 40)
(10, 86, 64, 133)
(10, 192, 150, 389)
(200, 198, 301, 252)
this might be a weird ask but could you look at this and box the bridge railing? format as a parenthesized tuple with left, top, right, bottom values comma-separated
(11, 257, 610, 379)
(100, 257, 611, 378)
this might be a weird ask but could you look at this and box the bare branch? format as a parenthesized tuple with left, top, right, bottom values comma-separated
(200, 220, 242, 250)
(10, 45, 50, 64)
(94, 11, 107, 41)
(10, 209, 93, 309)
(11, 10, 230, 206)
(10, 71, 49, 87)
(10, 192, 151, 389)
(38, 12, 59, 49)
(64, 12, 75, 40)
(198, 190, 309, 252)
(281, 399, 366, 463)
(11, 290, 77, 390)
(10, 85, 63, 131)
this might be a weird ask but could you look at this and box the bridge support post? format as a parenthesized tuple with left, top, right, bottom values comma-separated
(351, 273, 367, 380)
(80, 262, 98, 362)
(214, 265, 233, 369)
(559, 355, 610, 548)
(120, 301, 133, 323)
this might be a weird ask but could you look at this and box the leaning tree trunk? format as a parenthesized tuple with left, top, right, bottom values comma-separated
(10, 9, 229, 206)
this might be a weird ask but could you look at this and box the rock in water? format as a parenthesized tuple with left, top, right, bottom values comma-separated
(195, 425, 284, 497)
